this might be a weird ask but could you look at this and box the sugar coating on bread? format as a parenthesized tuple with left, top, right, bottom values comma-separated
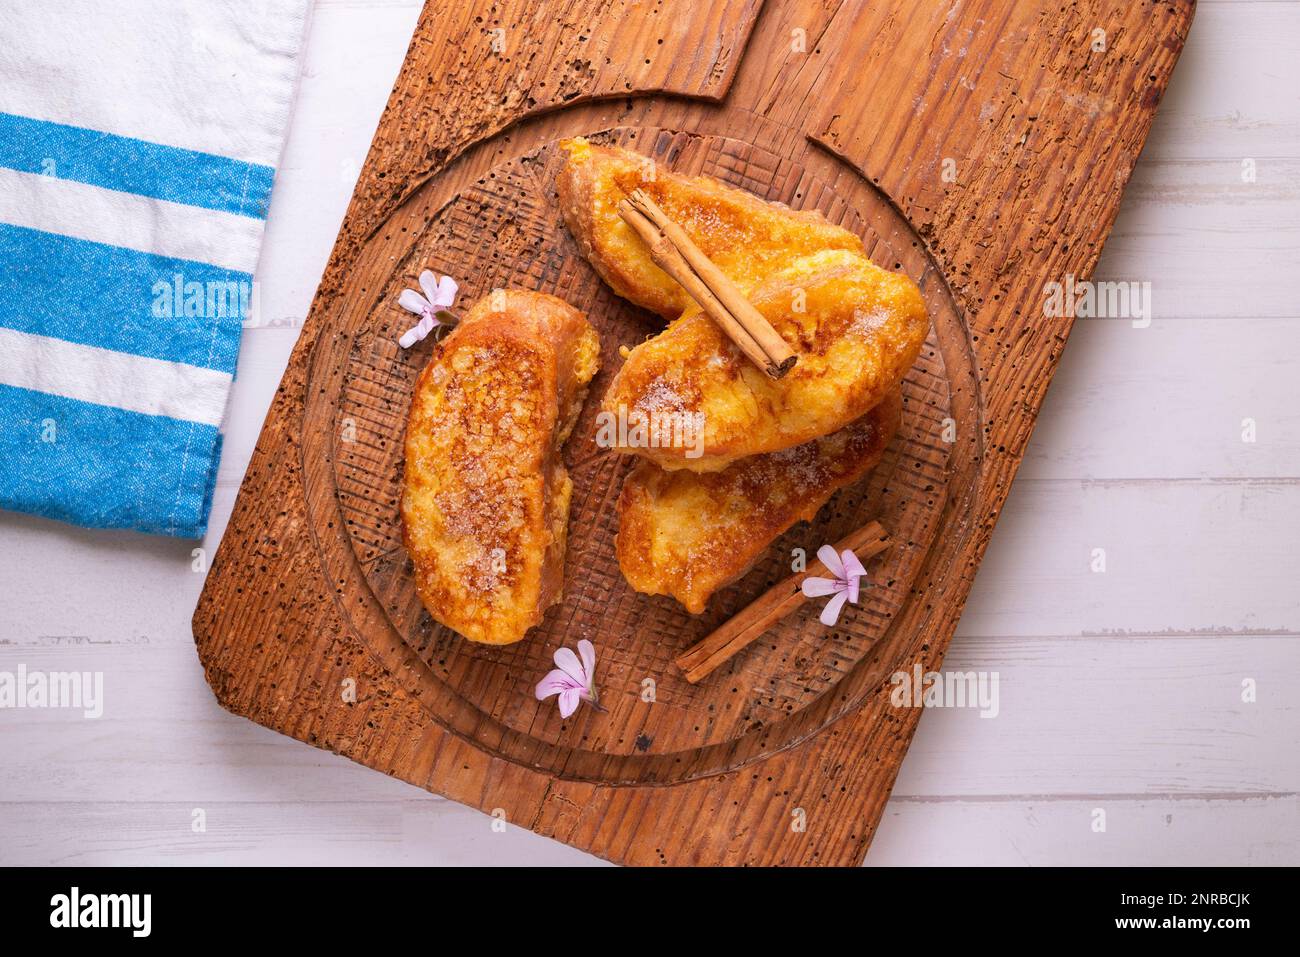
(557, 137, 864, 320)
(401, 290, 599, 644)
(603, 250, 925, 470)
(615, 392, 901, 613)
(558, 139, 928, 472)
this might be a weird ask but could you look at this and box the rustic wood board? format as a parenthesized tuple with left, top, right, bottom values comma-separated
(193, 0, 1194, 865)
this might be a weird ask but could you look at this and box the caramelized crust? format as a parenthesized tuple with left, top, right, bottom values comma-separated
(616, 392, 901, 614)
(401, 290, 600, 644)
(555, 140, 925, 612)
(557, 137, 864, 319)
(602, 249, 927, 470)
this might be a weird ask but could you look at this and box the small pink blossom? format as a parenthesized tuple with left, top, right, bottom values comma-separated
(801, 545, 868, 626)
(535, 638, 600, 718)
(397, 270, 458, 348)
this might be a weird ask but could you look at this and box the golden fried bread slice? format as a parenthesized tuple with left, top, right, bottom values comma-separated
(601, 249, 927, 471)
(557, 137, 864, 319)
(401, 290, 600, 644)
(617, 391, 901, 614)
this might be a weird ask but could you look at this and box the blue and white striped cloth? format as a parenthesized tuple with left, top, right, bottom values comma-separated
(0, 0, 311, 537)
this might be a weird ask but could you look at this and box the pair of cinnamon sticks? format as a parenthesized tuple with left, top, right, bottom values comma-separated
(617, 189, 797, 379)
(675, 521, 891, 683)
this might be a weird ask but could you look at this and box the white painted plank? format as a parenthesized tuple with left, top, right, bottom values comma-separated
(867, 794, 1298, 866)
(896, 634, 1299, 796)
(0, 796, 1290, 866)
(0, 482, 234, 644)
(1020, 316, 1300, 480)
(0, 800, 602, 867)
(1142, 1, 1300, 161)
(1096, 159, 1300, 321)
(293, 1, 1300, 165)
(0, 642, 422, 804)
(0, 517, 205, 647)
(3, 635, 1294, 801)
(957, 479, 1300, 637)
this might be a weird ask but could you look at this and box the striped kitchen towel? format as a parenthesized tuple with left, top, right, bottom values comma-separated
(0, 0, 312, 537)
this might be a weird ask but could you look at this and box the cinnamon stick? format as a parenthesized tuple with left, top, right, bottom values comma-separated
(617, 188, 798, 379)
(675, 521, 890, 684)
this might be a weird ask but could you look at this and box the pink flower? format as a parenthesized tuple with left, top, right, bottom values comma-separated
(397, 270, 458, 348)
(535, 639, 600, 718)
(801, 545, 868, 626)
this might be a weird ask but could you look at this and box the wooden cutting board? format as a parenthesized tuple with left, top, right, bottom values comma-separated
(193, 0, 1194, 865)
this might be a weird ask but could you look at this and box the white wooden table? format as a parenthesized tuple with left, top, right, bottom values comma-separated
(2, 0, 1296, 866)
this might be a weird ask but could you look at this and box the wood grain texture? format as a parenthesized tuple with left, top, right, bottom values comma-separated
(192, 0, 1197, 865)
(336, 0, 763, 246)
